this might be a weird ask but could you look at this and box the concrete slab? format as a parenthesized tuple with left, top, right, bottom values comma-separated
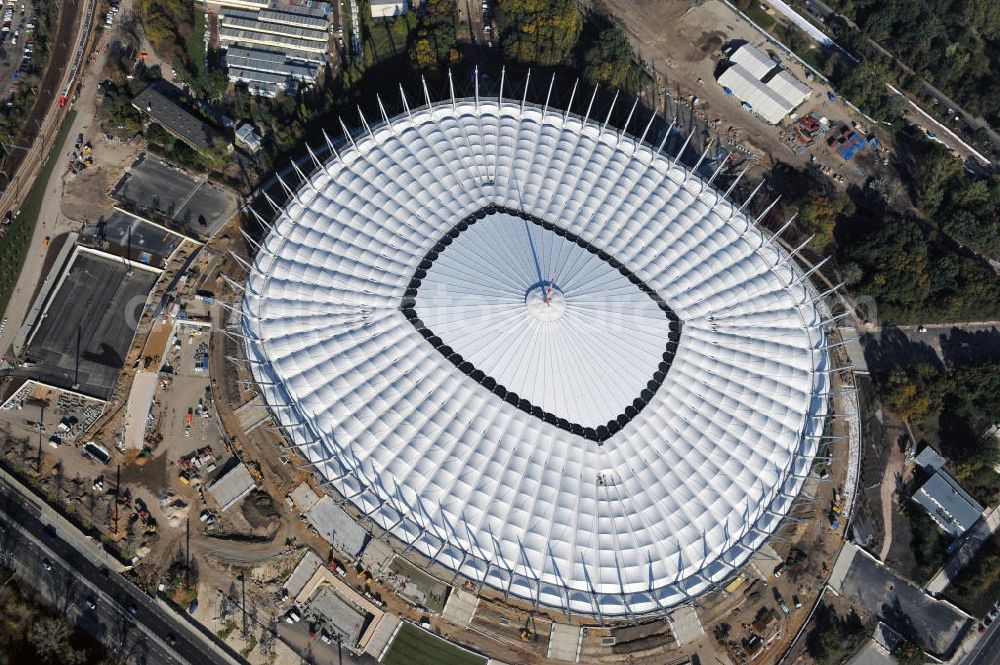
(207, 459, 256, 511)
(847, 640, 895, 665)
(838, 545, 972, 658)
(82, 209, 185, 266)
(547, 622, 582, 662)
(288, 481, 321, 513)
(282, 549, 323, 599)
(306, 496, 369, 557)
(829, 541, 858, 593)
(122, 371, 159, 449)
(441, 588, 478, 628)
(112, 154, 237, 239)
(670, 604, 705, 645)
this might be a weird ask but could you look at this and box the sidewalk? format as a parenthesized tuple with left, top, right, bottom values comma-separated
(0, 464, 124, 573)
(927, 505, 1000, 595)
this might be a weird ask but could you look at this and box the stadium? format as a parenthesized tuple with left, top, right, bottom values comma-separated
(239, 89, 832, 619)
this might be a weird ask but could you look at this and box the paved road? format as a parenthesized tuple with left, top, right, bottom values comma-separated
(0, 0, 128, 358)
(802, 0, 1000, 154)
(861, 323, 1000, 374)
(961, 617, 1000, 665)
(0, 479, 237, 665)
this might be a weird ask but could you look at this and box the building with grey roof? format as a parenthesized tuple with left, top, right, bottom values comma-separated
(914, 445, 947, 473)
(912, 470, 984, 538)
(132, 84, 227, 152)
(306, 496, 369, 557)
(218, 3, 327, 96)
(208, 459, 257, 512)
(224, 45, 321, 97)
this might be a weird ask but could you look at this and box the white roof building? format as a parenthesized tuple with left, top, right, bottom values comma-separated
(728, 43, 777, 80)
(719, 44, 812, 124)
(240, 100, 831, 617)
(718, 65, 796, 125)
(768, 70, 812, 111)
(370, 0, 407, 18)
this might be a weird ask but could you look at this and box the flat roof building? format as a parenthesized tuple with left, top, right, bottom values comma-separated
(235, 122, 263, 153)
(912, 471, 984, 538)
(914, 445, 947, 473)
(370, 0, 407, 18)
(225, 45, 321, 97)
(208, 459, 257, 511)
(132, 84, 226, 152)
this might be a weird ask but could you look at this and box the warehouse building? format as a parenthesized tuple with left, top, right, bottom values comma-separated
(225, 45, 321, 97)
(717, 43, 812, 124)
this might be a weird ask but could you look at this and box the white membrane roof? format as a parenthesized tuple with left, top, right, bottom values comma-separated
(414, 211, 675, 429)
(242, 99, 830, 617)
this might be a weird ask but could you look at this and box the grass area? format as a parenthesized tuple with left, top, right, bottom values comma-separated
(0, 109, 78, 317)
(383, 623, 486, 665)
(389, 556, 448, 612)
(943, 533, 1000, 617)
(744, 1, 776, 30)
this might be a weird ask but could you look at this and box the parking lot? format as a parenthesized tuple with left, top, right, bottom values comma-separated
(111, 154, 237, 240)
(837, 548, 972, 658)
(0, 0, 38, 104)
(150, 324, 220, 458)
(19, 249, 159, 400)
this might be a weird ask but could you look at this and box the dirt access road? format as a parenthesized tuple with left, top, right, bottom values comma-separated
(592, 0, 870, 182)
(0, 1, 113, 358)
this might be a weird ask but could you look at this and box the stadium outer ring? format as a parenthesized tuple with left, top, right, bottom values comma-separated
(239, 94, 832, 620)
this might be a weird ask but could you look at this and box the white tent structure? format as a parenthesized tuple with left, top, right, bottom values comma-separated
(719, 44, 813, 124)
(240, 92, 831, 618)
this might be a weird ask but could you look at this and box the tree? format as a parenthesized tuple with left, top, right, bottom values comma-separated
(408, 0, 458, 69)
(837, 60, 902, 121)
(892, 639, 925, 665)
(885, 370, 935, 421)
(796, 191, 853, 252)
(581, 24, 649, 95)
(496, 0, 582, 66)
(28, 617, 84, 665)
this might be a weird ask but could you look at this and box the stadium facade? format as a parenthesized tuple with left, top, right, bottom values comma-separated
(239, 85, 832, 618)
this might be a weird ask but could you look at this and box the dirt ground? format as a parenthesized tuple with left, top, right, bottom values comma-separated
(594, 0, 883, 187)
(62, 132, 144, 224)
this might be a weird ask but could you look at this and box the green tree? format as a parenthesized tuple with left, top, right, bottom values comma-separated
(892, 639, 925, 665)
(885, 370, 935, 421)
(581, 25, 649, 95)
(408, 0, 458, 69)
(837, 60, 902, 121)
(496, 0, 582, 66)
(796, 191, 853, 252)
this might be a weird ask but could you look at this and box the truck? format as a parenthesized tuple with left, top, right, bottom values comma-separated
(773, 587, 790, 615)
